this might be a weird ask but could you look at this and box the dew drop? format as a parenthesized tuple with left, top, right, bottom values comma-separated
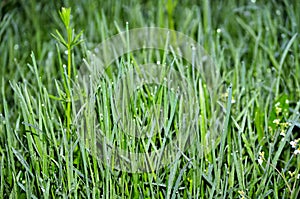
(14, 44, 19, 50)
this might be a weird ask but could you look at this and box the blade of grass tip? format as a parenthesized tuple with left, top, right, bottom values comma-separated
(27, 52, 42, 94)
(222, 165, 229, 199)
(22, 85, 43, 157)
(42, 88, 59, 149)
(2, 79, 16, 185)
(236, 17, 280, 70)
(79, 134, 91, 198)
(38, 97, 48, 180)
(211, 139, 218, 186)
(84, 90, 100, 194)
(25, 171, 32, 199)
(240, 126, 256, 165)
(199, 78, 207, 157)
(171, 160, 190, 199)
(44, 180, 50, 199)
(126, 21, 130, 69)
(227, 157, 234, 190)
(217, 84, 232, 191)
(274, 179, 279, 199)
(275, 33, 298, 98)
(271, 117, 298, 167)
(208, 179, 217, 199)
(0, 11, 15, 37)
(16, 181, 38, 199)
(231, 116, 245, 189)
(166, 153, 180, 199)
(114, 20, 122, 34)
(156, 87, 178, 169)
(162, 29, 170, 67)
(11, 83, 37, 160)
(232, 144, 244, 190)
(9, 171, 18, 198)
(11, 147, 34, 178)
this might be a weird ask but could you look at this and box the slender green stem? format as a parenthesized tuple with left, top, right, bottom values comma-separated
(66, 34, 72, 135)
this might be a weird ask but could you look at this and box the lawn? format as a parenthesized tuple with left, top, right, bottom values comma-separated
(0, 0, 300, 198)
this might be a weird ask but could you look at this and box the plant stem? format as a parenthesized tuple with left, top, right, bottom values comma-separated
(66, 30, 72, 136)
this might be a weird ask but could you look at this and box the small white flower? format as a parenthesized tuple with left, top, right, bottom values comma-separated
(275, 107, 282, 114)
(282, 122, 290, 128)
(258, 151, 264, 165)
(290, 140, 297, 148)
(288, 171, 295, 177)
(238, 190, 245, 196)
(258, 158, 263, 165)
(280, 131, 286, 137)
(297, 174, 300, 179)
(294, 149, 300, 155)
(259, 151, 264, 157)
(285, 99, 289, 104)
(273, 119, 280, 125)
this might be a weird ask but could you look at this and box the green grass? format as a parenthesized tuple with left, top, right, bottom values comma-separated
(1, 0, 300, 198)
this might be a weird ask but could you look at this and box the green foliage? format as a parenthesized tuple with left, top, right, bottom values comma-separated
(1, 0, 300, 198)
(51, 7, 83, 136)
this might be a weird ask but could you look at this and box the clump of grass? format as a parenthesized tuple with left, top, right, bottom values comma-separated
(0, 1, 300, 198)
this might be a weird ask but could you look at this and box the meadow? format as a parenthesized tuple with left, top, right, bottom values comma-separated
(0, 0, 300, 198)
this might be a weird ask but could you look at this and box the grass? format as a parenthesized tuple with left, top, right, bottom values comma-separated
(1, 0, 300, 198)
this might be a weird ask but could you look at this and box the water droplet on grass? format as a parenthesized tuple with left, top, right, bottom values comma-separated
(14, 44, 19, 50)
